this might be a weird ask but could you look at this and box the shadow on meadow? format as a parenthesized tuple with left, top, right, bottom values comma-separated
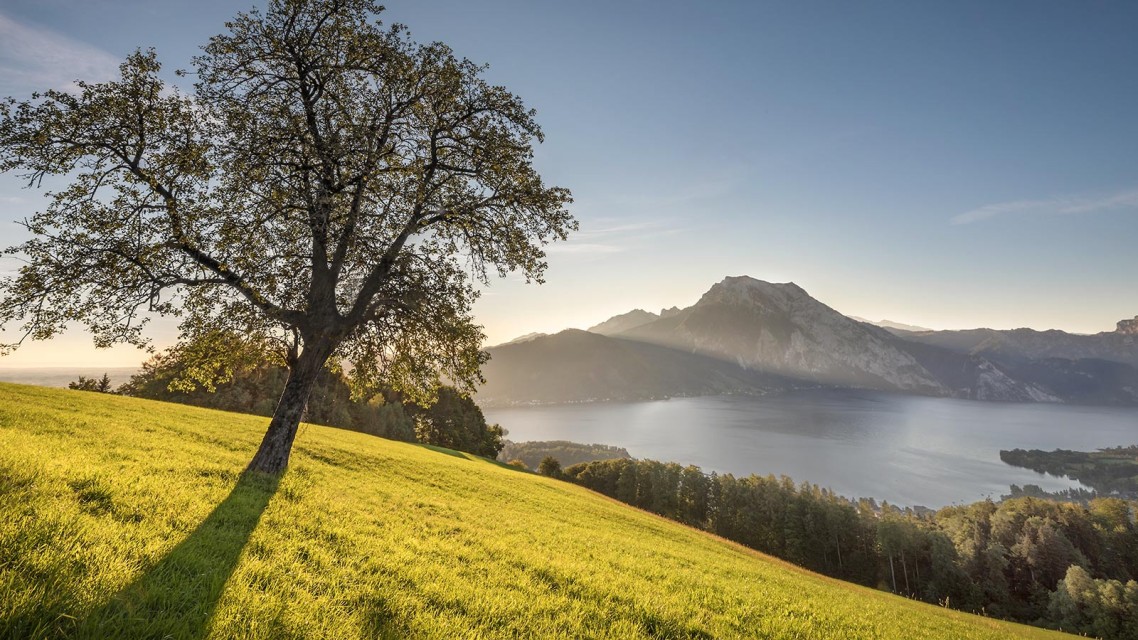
(78, 472, 279, 639)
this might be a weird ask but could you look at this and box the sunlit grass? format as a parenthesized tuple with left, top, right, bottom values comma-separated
(0, 382, 1070, 639)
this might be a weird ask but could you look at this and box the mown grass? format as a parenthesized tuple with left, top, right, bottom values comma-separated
(0, 382, 1070, 639)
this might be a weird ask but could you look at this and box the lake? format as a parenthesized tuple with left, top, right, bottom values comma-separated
(485, 390, 1138, 508)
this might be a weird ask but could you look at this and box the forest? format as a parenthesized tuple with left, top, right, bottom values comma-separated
(1002, 447, 1138, 498)
(497, 441, 632, 471)
(562, 457, 1138, 638)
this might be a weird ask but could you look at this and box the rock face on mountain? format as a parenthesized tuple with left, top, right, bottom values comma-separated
(883, 333, 1059, 403)
(1117, 316, 1138, 336)
(1004, 358, 1138, 405)
(615, 277, 947, 394)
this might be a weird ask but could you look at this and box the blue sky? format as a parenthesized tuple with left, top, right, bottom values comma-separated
(1, 0, 1136, 366)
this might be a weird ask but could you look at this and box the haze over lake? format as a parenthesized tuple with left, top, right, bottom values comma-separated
(486, 390, 1138, 508)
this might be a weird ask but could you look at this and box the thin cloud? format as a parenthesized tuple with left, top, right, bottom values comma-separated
(548, 217, 682, 256)
(0, 12, 121, 96)
(545, 243, 624, 255)
(952, 188, 1138, 225)
(573, 219, 672, 241)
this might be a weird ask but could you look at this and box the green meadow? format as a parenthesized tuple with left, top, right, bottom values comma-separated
(0, 382, 1069, 639)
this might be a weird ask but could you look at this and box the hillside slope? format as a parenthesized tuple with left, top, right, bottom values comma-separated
(480, 328, 794, 405)
(0, 384, 1067, 639)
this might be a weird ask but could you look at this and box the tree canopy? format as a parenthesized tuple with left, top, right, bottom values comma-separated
(0, 0, 573, 473)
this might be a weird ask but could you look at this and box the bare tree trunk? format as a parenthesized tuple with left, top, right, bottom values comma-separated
(245, 339, 334, 475)
(914, 554, 920, 590)
(901, 549, 910, 594)
(889, 555, 897, 593)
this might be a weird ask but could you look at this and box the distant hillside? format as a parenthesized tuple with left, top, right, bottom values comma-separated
(0, 383, 1065, 639)
(587, 307, 683, 336)
(493, 332, 548, 346)
(586, 309, 660, 335)
(480, 328, 795, 406)
(850, 317, 934, 333)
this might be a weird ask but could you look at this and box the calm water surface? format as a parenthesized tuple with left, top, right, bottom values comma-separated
(485, 390, 1138, 508)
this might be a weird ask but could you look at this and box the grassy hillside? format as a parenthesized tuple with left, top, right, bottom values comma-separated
(0, 383, 1069, 639)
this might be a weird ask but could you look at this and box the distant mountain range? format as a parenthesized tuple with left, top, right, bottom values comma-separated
(848, 317, 933, 333)
(479, 276, 1138, 407)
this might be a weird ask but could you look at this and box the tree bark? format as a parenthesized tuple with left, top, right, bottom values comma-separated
(245, 339, 334, 475)
(901, 549, 910, 594)
(889, 554, 897, 593)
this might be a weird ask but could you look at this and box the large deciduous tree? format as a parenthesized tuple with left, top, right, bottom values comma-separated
(0, 0, 574, 474)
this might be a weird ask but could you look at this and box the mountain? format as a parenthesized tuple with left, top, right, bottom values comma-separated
(615, 277, 949, 394)
(480, 328, 795, 406)
(888, 319, 1138, 405)
(485, 276, 1137, 406)
(892, 325, 1138, 368)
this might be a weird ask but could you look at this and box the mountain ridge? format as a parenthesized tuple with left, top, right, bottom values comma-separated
(482, 276, 1137, 407)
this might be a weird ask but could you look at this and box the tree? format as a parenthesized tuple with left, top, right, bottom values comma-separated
(69, 372, 114, 393)
(404, 386, 504, 458)
(0, 0, 574, 474)
(537, 456, 562, 478)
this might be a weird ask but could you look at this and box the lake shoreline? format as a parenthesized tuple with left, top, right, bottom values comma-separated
(486, 390, 1138, 508)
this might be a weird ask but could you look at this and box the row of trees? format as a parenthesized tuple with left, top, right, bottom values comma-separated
(562, 458, 1138, 638)
(497, 440, 631, 471)
(88, 342, 505, 458)
(1002, 447, 1138, 497)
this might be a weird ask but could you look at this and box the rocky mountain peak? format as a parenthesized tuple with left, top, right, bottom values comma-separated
(698, 276, 809, 308)
(587, 308, 660, 336)
(1117, 316, 1138, 335)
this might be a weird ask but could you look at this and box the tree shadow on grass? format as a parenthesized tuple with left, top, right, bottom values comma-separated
(78, 471, 279, 639)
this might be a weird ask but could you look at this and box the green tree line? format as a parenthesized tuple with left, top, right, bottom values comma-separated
(563, 458, 1138, 638)
(497, 440, 631, 471)
(1002, 447, 1138, 497)
(92, 347, 505, 458)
